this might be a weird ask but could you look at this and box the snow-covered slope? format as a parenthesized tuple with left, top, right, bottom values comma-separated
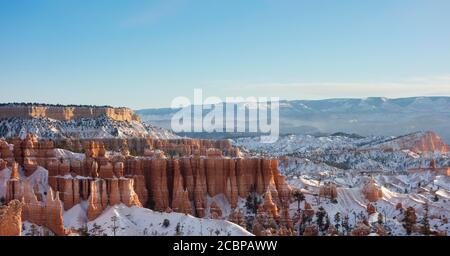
(236, 131, 450, 235)
(287, 173, 450, 235)
(0, 116, 179, 140)
(64, 203, 252, 236)
(234, 133, 450, 175)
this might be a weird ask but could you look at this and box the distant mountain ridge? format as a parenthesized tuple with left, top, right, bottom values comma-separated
(136, 96, 450, 142)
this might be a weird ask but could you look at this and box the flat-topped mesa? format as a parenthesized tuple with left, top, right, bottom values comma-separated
(0, 103, 140, 122)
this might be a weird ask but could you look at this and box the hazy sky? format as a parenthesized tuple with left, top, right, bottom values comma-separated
(1, 0, 450, 109)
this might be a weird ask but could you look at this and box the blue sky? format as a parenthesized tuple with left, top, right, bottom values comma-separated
(1, 0, 449, 109)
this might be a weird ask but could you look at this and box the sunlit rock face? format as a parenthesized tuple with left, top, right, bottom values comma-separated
(362, 178, 383, 202)
(0, 104, 140, 122)
(0, 200, 23, 236)
(0, 133, 292, 235)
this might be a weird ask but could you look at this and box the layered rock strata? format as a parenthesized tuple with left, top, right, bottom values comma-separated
(0, 104, 140, 122)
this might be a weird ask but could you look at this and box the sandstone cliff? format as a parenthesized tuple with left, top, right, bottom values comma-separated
(1, 134, 295, 235)
(0, 104, 140, 122)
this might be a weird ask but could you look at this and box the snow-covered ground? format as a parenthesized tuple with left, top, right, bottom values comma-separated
(0, 116, 179, 140)
(236, 133, 450, 235)
(287, 175, 450, 235)
(63, 203, 252, 236)
(0, 165, 48, 200)
(235, 133, 450, 175)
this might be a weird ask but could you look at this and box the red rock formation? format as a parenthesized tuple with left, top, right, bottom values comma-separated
(62, 178, 80, 210)
(101, 181, 108, 209)
(80, 179, 90, 200)
(362, 178, 383, 202)
(114, 162, 124, 178)
(2, 135, 292, 223)
(326, 226, 339, 236)
(90, 160, 99, 178)
(228, 210, 246, 228)
(6, 162, 21, 203)
(7, 134, 57, 177)
(0, 200, 23, 236)
(84, 141, 106, 158)
(0, 104, 141, 122)
(119, 178, 142, 207)
(303, 201, 315, 218)
(319, 183, 338, 199)
(180, 158, 194, 200)
(350, 222, 371, 236)
(70, 159, 82, 176)
(193, 157, 207, 217)
(54, 137, 239, 158)
(171, 159, 186, 212)
(0, 140, 14, 164)
(274, 172, 291, 208)
(44, 189, 66, 236)
(303, 225, 319, 236)
(108, 178, 121, 206)
(280, 207, 293, 230)
(23, 157, 38, 177)
(87, 180, 104, 221)
(132, 175, 148, 207)
(263, 190, 279, 218)
(149, 158, 170, 211)
(367, 203, 376, 215)
(21, 181, 66, 236)
(376, 131, 450, 154)
(225, 160, 238, 209)
(58, 159, 70, 176)
(210, 201, 222, 219)
(99, 162, 114, 179)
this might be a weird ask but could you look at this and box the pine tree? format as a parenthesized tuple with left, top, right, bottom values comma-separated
(315, 207, 327, 234)
(292, 189, 305, 211)
(109, 216, 119, 236)
(342, 215, 350, 236)
(89, 223, 105, 236)
(244, 185, 261, 231)
(403, 207, 417, 235)
(162, 219, 170, 228)
(377, 213, 384, 226)
(433, 194, 439, 202)
(175, 222, 182, 235)
(245, 185, 261, 215)
(421, 203, 431, 235)
(334, 212, 341, 231)
(29, 224, 40, 236)
(324, 214, 330, 233)
(77, 224, 89, 236)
